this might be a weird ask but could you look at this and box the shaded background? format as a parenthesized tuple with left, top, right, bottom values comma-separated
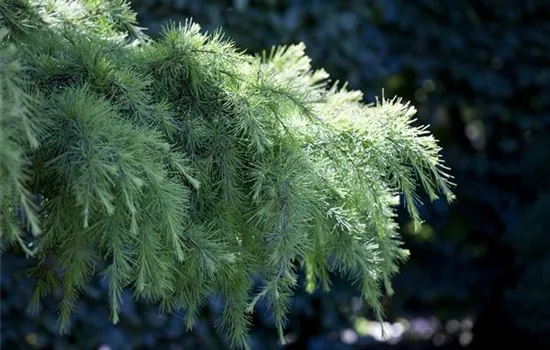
(2, 0, 550, 349)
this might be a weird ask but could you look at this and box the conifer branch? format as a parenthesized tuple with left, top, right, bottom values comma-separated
(0, 1, 455, 348)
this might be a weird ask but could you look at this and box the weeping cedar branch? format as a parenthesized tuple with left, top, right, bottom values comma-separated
(0, 0, 455, 348)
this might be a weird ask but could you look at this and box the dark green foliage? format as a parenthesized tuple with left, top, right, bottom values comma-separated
(0, 27, 42, 255)
(0, 0, 453, 348)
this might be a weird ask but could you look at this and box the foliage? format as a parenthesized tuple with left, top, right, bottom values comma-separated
(0, 0, 453, 348)
(125, 0, 550, 348)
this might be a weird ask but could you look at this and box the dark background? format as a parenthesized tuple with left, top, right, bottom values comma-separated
(2, 0, 550, 349)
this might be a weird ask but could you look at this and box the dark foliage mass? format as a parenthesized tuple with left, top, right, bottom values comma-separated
(2, 0, 550, 349)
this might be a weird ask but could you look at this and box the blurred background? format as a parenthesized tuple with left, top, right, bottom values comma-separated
(2, 0, 550, 349)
